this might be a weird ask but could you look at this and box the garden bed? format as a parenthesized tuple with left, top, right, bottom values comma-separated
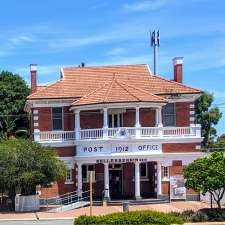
(74, 208, 225, 225)
(74, 210, 185, 225)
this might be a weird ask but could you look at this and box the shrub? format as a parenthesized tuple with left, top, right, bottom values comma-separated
(74, 210, 185, 225)
(190, 211, 208, 222)
(180, 208, 225, 222)
(198, 208, 225, 222)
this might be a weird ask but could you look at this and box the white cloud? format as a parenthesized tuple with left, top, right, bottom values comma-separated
(107, 47, 127, 56)
(9, 35, 35, 45)
(15, 65, 62, 77)
(123, 0, 170, 12)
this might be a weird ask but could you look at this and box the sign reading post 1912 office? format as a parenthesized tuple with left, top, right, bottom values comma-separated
(77, 143, 162, 156)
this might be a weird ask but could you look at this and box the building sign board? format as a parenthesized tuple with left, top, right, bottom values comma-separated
(77, 142, 162, 156)
(170, 175, 186, 200)
(96, 158, 148, 164)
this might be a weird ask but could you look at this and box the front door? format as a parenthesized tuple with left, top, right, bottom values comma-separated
(109, 169, 122, 199)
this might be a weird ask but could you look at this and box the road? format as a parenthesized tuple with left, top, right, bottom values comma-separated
(0, 219, 73, 225)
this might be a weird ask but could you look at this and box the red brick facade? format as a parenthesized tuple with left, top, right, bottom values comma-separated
(32, 103, 200, 199)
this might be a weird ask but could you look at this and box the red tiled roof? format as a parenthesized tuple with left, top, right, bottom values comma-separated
(72, 74, 167, 107)
(27, 64, 201, 101)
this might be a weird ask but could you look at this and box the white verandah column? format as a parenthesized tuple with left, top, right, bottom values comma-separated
(75, 110, 80, 140)
(103, 108, 108, 139)
(155, 107, 162, 127)
(156, 107, 163, 137)
(157, 161, 162, 196)
(135, 107, 141, 137)
(135, 161, 141, 199)
(77, 162, 82, 198)
(104, 163, 110, 200)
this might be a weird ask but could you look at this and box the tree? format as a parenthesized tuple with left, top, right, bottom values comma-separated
(195, 92, 222, 148)
(210, 134, 225, 152)
(0, 71, 29, 139)
(0, 139, 67, 209)
(183, 152, 225, 208)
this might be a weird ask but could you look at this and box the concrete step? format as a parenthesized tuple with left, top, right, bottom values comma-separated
(107, 198, 169, 206)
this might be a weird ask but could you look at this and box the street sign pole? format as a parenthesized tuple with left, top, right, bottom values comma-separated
(89, 171, 93, 216)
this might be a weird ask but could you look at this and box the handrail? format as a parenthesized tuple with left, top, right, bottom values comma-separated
(40, 190, 91, 208)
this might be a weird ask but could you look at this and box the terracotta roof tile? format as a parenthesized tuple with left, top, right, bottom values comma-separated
(72, 75, 166, 106)
(27, 64, 201, 101)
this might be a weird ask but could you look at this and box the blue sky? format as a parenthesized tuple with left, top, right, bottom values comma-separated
(0, 0, 225, 134)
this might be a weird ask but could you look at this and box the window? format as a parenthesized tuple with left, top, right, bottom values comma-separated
(82, 165, 95, 182)
(108, 113, 123, 128)
(65, 169, 73, 183)
(140, 163, 148, 178)
(162, 167, 169, 181)
(162, 103, 175, 126)
(52, 107, 63, 130)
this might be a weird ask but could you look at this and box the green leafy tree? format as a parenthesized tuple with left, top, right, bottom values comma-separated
(195, 93, 222, 148)
(211, 134, 225, 152)
(0, 139, 67, 209)
(183, 152, 225, 208)
(0, 71, 29, 139)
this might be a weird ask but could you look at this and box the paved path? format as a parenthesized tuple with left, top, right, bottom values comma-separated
(0, 220, 73, 225)
(0, 201, 212, 221)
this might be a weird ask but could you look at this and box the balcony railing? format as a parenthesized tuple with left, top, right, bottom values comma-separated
(35, 125, 201, 143)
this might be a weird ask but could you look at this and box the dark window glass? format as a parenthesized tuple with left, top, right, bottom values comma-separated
(108, 115, 112, 128)
(88, 165, 94, 171)
(140, 163, 147, 177)
(119, 114, 123, 127)
(114, 114, 118, 127)
(82, 165, 87, 179)
(162, 103, 175, 126)
(52, 107, 63, 130)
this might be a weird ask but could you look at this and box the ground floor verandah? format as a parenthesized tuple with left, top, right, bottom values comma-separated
(81, 161, 158, 200)
(39, 152, 203, 201)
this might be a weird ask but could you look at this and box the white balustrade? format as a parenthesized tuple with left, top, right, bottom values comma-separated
(140, 127, 160, 137)
(79, 128, 103, 139)
(163, 127, 193, 137)
(39, 131, 75, 142)
(36, 125, 201, 142)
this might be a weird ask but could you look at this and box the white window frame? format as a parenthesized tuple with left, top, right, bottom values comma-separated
(65, 169, 73, 184)
(51, 107, 64, 131)
(162, 103, 176, 127)
(140, 163, 148, 179)
(82, 165, 96, 183)
(162, 166, 170, 182)
(109, 113, 123, 128)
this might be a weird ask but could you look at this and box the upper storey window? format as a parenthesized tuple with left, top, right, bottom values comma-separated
(162, 103, 176, 126)
(52, 107, 63, 130)
(108, 113, 123, 128)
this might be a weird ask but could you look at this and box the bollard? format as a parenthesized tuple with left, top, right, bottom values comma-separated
(123, 202, 129, 212)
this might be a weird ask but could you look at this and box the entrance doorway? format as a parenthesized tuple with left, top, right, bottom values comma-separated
(109, 164, 122, 199)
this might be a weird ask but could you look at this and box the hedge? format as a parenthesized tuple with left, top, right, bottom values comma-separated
(74, 210, 185, 225)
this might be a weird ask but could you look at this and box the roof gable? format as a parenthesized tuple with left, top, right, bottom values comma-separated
(72, 74, 166, 107)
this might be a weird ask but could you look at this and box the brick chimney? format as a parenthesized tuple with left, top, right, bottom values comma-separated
(173, 57, 183, 83)
(30, 64, 37, 93)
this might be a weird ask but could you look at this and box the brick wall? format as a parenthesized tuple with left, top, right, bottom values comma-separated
(64, 106, 74, 130)
(32, 104, 195, 132)
(161, 161, 198, 196)
(40, 169, 76, 198)
(37, 107, 52, 131)
(140, 109, 156, 127)
(176, 102, 190, 126)
(163, 143, 199, 153)
(123, 109, 135, 127)
(54, 147, 75, 157)
(80, 110, 103, 129)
